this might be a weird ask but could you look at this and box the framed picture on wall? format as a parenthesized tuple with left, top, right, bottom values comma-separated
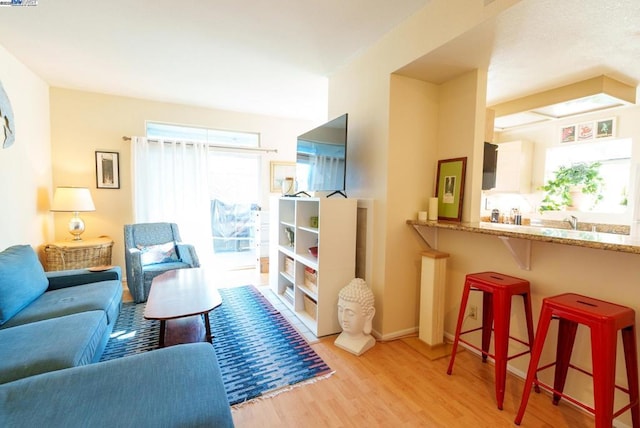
(577, 122, 595, 140)
(596, 118, 616, 139)
(435, 157, 467, 222)
(560, 125, 576, 143)
(95, 151, 120, 189)
(269, 161, 296, 193)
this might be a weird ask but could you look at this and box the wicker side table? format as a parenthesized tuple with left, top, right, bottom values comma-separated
(44, 236, 114, 271)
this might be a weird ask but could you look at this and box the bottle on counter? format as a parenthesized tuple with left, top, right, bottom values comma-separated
(491, 209, 500, 223)
(511, 208, 522, 225)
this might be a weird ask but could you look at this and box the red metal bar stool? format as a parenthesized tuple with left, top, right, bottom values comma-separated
(447, 271, 536, 410)
(515, 293, 639, 428)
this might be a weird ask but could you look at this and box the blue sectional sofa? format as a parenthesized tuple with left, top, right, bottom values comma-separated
(0, 342, 234, 427)
(0, 245, 122, 384)
(0, 244, 234, 427)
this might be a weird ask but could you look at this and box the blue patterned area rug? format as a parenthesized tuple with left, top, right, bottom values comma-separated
(101, 285, 333, 406)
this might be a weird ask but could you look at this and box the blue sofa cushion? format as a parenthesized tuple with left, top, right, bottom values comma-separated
(0, 245, 48, 325)
(0, 343, 234, 427)
(0, 280, 122, 330)
(0, 310, 107, 384)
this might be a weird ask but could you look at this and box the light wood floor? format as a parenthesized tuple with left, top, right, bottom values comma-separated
(123, 268, 596, 427)
(232, 337, 596, 428)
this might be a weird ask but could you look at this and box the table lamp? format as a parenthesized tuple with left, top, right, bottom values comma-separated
(51, 186, 96, 241)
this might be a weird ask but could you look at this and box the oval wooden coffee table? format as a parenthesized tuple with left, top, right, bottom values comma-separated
(144, 268, 222, 347)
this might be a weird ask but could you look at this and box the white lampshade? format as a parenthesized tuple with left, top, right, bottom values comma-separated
(51, 187, 95, 212)
(51, 187, 95, 241)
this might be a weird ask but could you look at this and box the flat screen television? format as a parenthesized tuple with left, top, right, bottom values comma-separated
(295, 113, 348, 197)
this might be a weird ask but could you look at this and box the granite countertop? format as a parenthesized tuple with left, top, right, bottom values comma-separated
(407, 219, 640, 255)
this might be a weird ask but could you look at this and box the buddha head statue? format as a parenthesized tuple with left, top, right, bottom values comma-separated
(337, 278, 375, 337)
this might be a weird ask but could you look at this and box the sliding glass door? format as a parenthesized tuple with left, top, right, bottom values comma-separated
(208, 151, 260, 270)
(143, 122, 262, 271)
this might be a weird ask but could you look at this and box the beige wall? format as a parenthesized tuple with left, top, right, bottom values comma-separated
(328, 0, 517, 338)
(436, 69, 488, 223)
(384, 74, 439, 335)
(49, 89, 316, 272)
(0, 44, 52, 252)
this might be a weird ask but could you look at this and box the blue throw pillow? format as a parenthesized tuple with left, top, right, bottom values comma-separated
(0, 245, 48, 325)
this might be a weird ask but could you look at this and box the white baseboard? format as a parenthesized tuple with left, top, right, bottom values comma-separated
(372, 326, 418, 342)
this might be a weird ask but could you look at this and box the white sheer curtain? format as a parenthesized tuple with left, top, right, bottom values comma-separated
(131, 137, 212, 259)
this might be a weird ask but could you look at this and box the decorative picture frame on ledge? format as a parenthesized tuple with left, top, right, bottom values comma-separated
(270, 161, 296, 193)
(435, 157, 467, 222)
(95, 151, 120, 189)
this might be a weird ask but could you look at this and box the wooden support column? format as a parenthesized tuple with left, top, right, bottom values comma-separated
(419, 249, 449, 345)
(404, 249, 452, 361)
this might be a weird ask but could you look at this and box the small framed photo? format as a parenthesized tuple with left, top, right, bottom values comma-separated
(577, 122, 595, 140)
(596, 118, 616, 139)
(560, 125, 576, 143)
(270, 161, 296, 193)
(435, 157, 467, 222)
(95, 151, 120, 189)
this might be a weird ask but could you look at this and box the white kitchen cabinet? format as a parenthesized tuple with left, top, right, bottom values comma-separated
(494, 140, 533, 193)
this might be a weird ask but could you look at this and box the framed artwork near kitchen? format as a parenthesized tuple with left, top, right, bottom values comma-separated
(560, 125, 576, 143)
(559, 117, 616, 143)
(435, 157, 467, 222)
(596, 118, 615, 138)
(577, 122, 595, 140)
(270, 161, 296, 193)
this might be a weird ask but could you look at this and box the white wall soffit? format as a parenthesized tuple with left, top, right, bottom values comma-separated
(491, 75, 637, 130)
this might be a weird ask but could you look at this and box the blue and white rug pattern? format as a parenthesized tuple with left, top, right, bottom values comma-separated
(101, 285, 332, 406)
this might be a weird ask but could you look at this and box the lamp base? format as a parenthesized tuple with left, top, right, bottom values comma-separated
(68, 212, 85, 241)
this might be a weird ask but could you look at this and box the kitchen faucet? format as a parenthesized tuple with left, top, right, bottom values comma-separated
(565, 215, 578, 230)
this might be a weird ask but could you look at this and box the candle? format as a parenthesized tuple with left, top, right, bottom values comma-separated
(428, 197, 438, 220)
(418, 211, 428, 222)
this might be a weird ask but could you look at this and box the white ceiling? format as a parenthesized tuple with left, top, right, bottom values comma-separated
(0, 0, 429, 121)
(399, 0, 640, 108)
(0, 0, 639, 121)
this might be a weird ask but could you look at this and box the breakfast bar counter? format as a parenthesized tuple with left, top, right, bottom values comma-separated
(407, 219, 640, 256)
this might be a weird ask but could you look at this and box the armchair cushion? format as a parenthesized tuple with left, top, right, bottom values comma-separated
(0, 245, 48, 326)
(137, 241, 179, 266)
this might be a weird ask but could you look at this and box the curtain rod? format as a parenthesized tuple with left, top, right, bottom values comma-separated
(122, 136, 278, 153)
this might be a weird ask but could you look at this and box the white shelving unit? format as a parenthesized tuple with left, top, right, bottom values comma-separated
(269, 196, 357, 337)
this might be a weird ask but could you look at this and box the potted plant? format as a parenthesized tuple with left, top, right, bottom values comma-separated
(539, 162, 604, 211)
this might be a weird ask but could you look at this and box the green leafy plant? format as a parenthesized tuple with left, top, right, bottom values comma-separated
(539, 162, 604, 212)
